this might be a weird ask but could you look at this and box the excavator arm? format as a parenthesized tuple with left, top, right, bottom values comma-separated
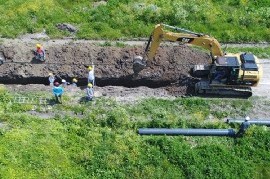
(133, 24, 223, 74)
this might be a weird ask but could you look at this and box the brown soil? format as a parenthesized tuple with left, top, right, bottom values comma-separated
(0, 39, 210, 96)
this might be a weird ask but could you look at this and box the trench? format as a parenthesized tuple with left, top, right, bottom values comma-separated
(98, 77, 172, 88)
(0, 76, 173, 88)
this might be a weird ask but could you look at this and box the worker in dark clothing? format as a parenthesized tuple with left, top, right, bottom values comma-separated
(214, 68, 226, 83)
(236, 116, 250, 137)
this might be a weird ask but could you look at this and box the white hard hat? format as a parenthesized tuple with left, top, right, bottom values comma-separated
(245, 116, 250, 121)
(62, 79, 66, 83)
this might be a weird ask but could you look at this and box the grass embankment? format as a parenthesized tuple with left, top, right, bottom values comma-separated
(226, 47, 270, 59)
(0, 0, 269, 42)
(0, 87, 269, 178)
(193, 46, 270, 59)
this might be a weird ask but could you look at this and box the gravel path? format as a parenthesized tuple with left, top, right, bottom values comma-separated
(252, 59, 270, 98)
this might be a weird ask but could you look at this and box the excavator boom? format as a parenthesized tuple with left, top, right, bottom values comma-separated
(133, 24, 223, 74)
(146, 24, 223, 60)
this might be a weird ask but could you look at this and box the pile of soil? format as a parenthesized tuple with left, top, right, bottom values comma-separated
(0, 39, 210, 96)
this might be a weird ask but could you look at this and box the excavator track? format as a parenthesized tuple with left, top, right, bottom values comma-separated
(195, 80, 252, 98)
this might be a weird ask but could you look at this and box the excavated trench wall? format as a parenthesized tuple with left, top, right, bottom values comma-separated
(0, 39, 210, 94)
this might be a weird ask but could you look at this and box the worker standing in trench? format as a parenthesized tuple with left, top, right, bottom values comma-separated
(72, 78, 78, 87)
(88, 62, 95, 86)
(86, 83, 94, 101)
(48, 73, 55, 86)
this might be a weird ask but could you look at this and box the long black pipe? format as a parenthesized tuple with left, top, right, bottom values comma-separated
(226, 119, 270, 126)
(138, 128, 236, 137)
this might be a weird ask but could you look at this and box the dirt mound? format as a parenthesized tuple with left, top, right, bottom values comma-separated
(0, 39, 210, 95)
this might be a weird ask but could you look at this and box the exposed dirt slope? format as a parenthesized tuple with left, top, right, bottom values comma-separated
(0, 39, 210, 95)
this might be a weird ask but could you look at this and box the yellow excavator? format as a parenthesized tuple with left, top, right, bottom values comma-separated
(133, 24, 262, 97)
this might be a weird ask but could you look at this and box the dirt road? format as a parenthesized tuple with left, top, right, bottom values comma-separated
(252, 59, 270, 98)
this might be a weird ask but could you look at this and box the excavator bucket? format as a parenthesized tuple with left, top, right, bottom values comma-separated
(133, 56, 146, 75)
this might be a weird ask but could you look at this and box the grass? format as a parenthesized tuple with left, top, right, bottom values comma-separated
(190, 45, 270, 59)
(226, 47, 270, 59)
(0, 0, 269, 42)
(0, 86, 270, 178)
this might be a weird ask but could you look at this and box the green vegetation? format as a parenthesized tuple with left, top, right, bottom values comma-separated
(98, 41, 113, 47)
(190, 45, 270, 59)
(0, 87, 270, 178)
(226, 46, 270, 59)
(0, 0, 269, 42)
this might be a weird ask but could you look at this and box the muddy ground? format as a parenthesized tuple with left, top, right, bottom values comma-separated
(0, 39, 210, 96)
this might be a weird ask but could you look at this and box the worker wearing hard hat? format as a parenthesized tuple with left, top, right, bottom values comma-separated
(48, 73, 55, 86)
(86, 83, 94, 101)
(61, 79, 68, 87)
(52, 81, 64, 104)
(87, 64, 95, 86)
(72, 78, 78, 87)
(236, 116, 251, 137)
(35, 44, 45, 61)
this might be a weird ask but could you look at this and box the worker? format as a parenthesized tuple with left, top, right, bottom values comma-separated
(48, 73, 55, 86)
(214, 69, 226, 83)
(35, 44, 45, 61)
(88, 64, 95, 86)
(86, 83, 94, 101)
(72, 78, 78, 87)
(236, 116, 250, 137)
(61, 79, 68, 87)
(52, 81, 64, 104)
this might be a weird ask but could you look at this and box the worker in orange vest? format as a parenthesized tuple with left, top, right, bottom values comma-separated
(35, 44, 45, 61)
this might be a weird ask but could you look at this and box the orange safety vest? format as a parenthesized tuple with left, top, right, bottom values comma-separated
(37, 47, 44, 55)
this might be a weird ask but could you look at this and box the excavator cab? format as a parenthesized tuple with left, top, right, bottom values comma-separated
(211, 56, 240, 84)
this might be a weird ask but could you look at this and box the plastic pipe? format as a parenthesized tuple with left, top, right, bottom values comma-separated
(226, 119, 270, 126)
(138, 128, 236, 137)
